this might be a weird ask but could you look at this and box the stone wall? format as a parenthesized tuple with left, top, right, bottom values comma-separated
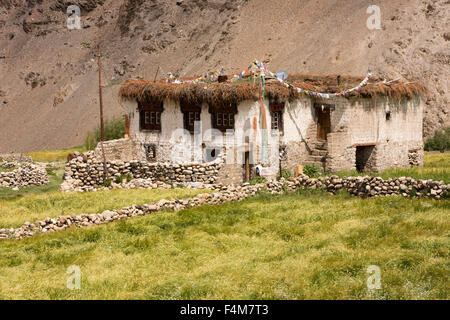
(0, 162, 49, 189)
(0, 154, 32, 162)
(293, 175, 448, 199)
(61, 152, 222, 191)
(92, 138, 144, 162)
(5, 174, 448, 240)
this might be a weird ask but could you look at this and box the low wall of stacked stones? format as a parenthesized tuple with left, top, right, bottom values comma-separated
(61, 154, 222, 191)
(0, 162, 49, 189)
(3, 174, 448, 240)
(292, 175, 448, 199)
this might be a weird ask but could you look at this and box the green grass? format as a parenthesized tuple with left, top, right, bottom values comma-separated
(0, 151, 448, 299)
(26, 146, 87, 162)
(0, 185, 210, 229)
(0, 162, 210, 228)
(0, 166, 16, 173)
(0, 167, 64, 201)
(330, 152, 450, 183)
(0, 190, 448, 299)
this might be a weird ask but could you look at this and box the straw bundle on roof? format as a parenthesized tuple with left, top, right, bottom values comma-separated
(119, 74, 426, 106)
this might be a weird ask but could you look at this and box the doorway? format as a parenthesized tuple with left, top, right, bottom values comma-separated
(316, 105, 331, 140)
(355, 145, 376, 172)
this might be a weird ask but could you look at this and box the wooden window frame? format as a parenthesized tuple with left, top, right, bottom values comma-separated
(139, 100, 163, 132)
(183, 110, 201, 133)
(181, 100, 202, 134)
(209, 103, 237, 133)
(211, 111, 235, 132)
(270, 110, 283, 133)
(269, 100, 285, 134)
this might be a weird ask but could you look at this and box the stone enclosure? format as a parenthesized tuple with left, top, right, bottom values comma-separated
(0, 160, 48, 190)
(61, 151, 222, 192)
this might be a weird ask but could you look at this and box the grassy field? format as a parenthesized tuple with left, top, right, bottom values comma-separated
(26, 146, 87, 162)
(0, 167, 64, 201)
(0, 190, 448, 299)
(330, 152, 450, 183)
(0, 152, 448, 299)
(0, 182, 209, 228)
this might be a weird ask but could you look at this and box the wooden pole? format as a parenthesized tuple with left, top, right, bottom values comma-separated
(154, 64, 160, 81)
(97, 46, 108, 180)
(245, 151, 250, 182)
(259, 73, 268, 163)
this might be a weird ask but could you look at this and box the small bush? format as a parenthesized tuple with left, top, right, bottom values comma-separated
(277, 168, 293, 180)
(409, 188, 418, 198)
(114, 175, 122, 184)
(424, 127, 450, 152)
(85, 117, 126, 150)
(102, 179, 112, 188)
(303, 164, 324, 178)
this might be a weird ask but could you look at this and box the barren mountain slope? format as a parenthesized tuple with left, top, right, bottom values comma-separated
(0, 0, 448, 152)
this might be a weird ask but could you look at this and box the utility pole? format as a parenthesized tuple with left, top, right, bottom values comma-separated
(154, 64, 160, 81)
(97, 46, 108, 180)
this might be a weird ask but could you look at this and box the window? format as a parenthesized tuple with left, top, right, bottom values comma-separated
(269, 100, 285, 133)
(212, 112, 235, 132)
(386, 111, 391, 121)
(181, 100, 201, 134)
(271, 111, 283, 132)
(209, 102, 237, 132)
(183, 111, 201, 133)
(139, 100, 163, 131)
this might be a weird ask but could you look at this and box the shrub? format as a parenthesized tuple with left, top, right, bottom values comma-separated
(424, 127, 450, 152)
(303, 164, 324, 178)
(114, 175, 122, 184)
(102, 179, 112, 188)
(84, 117, 126, 150)
(277, 168, 293, 180)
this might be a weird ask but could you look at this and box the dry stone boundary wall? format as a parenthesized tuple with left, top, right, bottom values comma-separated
(0, 161, 49, 190)
(61, 152, 222, 191)
(2, 174, 449, 240)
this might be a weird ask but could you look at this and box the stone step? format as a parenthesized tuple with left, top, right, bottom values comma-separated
(307, 155, 325, 162)
(311, 150, 328, 156)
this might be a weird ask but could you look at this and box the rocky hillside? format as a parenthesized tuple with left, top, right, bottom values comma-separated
(0, 0, 448, 152)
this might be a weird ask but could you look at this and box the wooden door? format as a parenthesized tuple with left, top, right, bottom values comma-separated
(317, 108, 331, 140)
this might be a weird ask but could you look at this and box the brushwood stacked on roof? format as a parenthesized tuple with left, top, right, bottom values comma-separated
(119, 74, 426, 106)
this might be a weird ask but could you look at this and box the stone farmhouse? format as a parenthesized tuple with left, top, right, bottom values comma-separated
(113, 73, 426, 184)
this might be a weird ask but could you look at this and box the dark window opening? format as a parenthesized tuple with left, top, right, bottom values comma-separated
(139, 100, 163, 131)
(204, 148, 221, 162)
(145, 144, 157, 162)
(386, 111, 391, 121)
